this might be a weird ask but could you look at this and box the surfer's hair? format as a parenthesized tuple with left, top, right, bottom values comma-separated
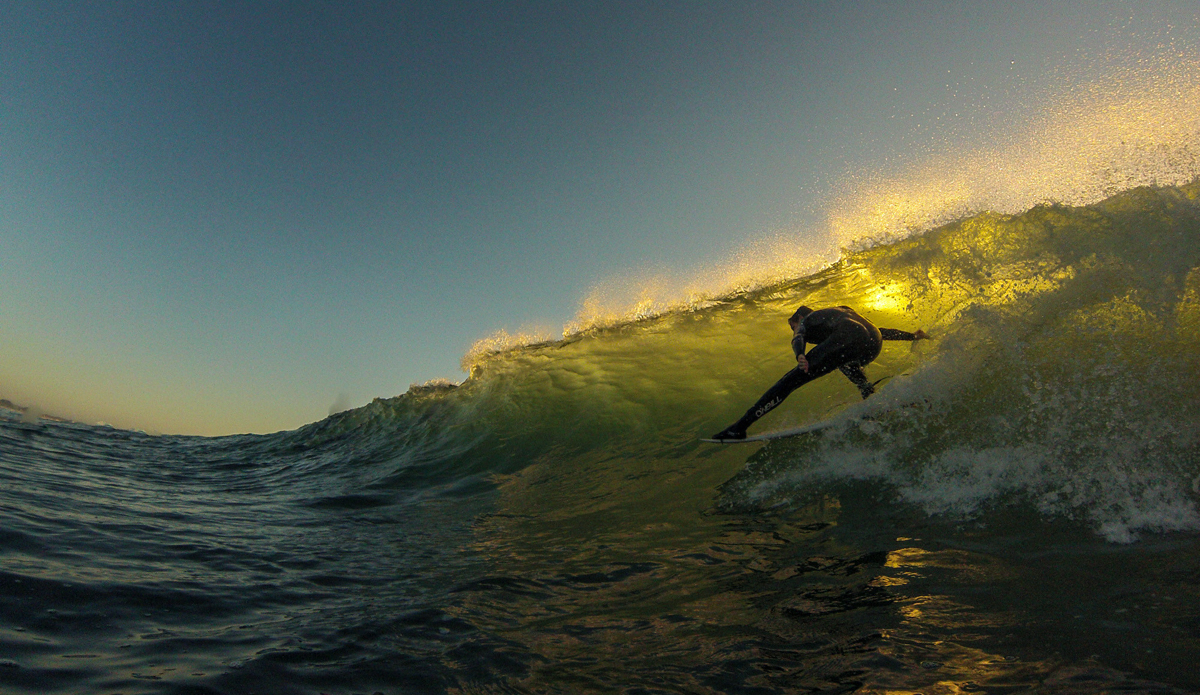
(789, 306, 813, 324)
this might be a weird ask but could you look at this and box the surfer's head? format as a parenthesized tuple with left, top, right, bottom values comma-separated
(789, 305, 813, 328)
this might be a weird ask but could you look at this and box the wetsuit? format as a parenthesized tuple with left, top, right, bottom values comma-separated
(712, 305, 920, 440)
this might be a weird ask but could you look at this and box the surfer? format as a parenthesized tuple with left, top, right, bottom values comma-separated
(711, 305, 928, 441)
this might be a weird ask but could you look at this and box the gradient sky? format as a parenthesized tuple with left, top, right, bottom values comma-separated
(2, 1, 1197, 435)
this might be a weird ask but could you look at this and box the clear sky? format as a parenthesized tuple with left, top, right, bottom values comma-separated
(2, 1, 1197, 435)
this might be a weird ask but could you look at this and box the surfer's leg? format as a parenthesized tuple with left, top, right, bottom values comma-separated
(742, 366, 819, 424)
(839, 364, 874, 399)
(712, 366, 817, 439)
(821, 323, 881, 399)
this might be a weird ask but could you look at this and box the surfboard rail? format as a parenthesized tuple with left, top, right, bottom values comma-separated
(702, 398, 927, 443)
(701, 417, 850, 443)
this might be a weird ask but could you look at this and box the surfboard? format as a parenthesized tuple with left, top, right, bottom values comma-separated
(703, 373, 926, 444)
(701, 416, 854, 444)
(703, 396, 929, 444)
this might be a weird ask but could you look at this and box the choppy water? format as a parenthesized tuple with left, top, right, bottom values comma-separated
(4, 183, 1200, 693)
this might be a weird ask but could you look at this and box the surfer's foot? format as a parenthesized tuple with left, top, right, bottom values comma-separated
(711, 426, 746, 441)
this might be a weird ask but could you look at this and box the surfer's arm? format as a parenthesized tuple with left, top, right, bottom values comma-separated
(880, 328, 928, 341)
(791, 326, 810, 371)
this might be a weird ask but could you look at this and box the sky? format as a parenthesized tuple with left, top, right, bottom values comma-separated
(2, 1, 1198, 435)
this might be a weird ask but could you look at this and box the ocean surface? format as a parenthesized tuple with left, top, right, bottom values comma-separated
(3, 183, 1200, 694)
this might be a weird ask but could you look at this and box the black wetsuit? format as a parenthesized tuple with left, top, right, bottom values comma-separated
(714, 306, 919, 439)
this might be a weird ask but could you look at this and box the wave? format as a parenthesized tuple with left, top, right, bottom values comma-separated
(160, 51, 1200, 540)
(302, 182, 1200, 544)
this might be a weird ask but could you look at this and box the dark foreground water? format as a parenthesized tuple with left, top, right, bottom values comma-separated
(4, 185, 1200, 694)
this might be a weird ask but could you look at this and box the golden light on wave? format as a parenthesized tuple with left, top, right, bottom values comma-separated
(561, 232, 840, 335)
(828, 57, 1200, 248)
(864, 280, 912, 314)
(468, 52, 1200, 365)
(462, 327, 557, 371)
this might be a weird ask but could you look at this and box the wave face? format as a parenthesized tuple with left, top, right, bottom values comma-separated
(447, 182, 1200, 543)
(4, 184, 1200, 693)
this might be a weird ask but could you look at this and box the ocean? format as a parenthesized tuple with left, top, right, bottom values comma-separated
(3, 182, 1200, 693)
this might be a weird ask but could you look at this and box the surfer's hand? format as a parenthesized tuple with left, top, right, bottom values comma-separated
(914, 329, 929, 340)
(796, 354, 809, 372)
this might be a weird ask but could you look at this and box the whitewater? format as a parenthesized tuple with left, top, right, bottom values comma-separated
(4, 65, 1200, 693)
